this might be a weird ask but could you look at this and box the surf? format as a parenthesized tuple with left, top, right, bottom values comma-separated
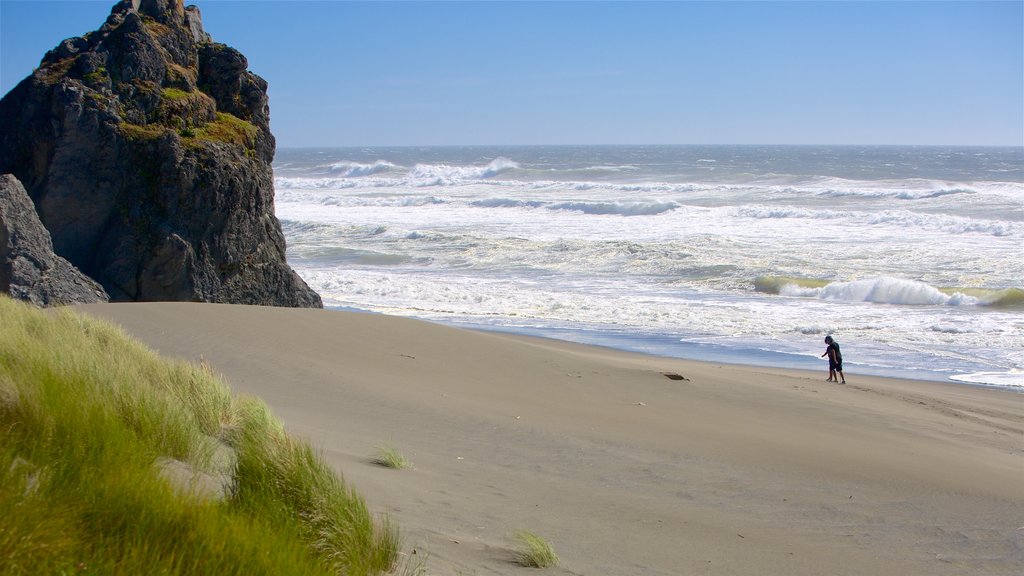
(273, 146, 1024, 390)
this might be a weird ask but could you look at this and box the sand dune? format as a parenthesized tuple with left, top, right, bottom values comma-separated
(76, 302, 1023, 575)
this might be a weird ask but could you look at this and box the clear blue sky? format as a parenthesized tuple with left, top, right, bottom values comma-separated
(2, 0, 1022, 147)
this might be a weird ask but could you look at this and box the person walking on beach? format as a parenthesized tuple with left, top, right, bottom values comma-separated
(821, 335, 845, 383)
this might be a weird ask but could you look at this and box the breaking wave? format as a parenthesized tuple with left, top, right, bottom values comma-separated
(755, 276, 1024, 308)
(792, 277, 975, 306)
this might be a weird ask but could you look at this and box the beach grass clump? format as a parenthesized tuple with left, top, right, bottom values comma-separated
(0, 296, 398, 576)
(511, 530, 559, 568)
(230, 398, 400, 573)
(372, 442, 412, 469)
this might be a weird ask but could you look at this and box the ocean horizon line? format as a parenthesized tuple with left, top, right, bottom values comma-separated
(276, 142, 1024, 150)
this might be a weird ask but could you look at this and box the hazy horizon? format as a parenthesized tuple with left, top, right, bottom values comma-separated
(2, 1, 1022, 148)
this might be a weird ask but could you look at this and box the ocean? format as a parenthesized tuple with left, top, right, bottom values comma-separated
(272, 145, 1023, 389)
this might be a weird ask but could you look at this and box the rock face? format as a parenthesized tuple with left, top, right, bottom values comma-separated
(1, 174, 109, 306)
(0, 0, 321, 307)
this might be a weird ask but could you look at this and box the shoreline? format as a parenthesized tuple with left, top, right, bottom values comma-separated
(73, 302, 1024, 575)
(330, 305, 1022, 391)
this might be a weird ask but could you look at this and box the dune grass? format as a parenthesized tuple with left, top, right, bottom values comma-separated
(0, 296, 398, 575)
(511, 530, 559, 568)
(372, 443, 411, 470)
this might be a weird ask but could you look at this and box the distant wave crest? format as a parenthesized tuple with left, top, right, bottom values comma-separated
(547, 201, 679, 217)
(469, 198, 680, 216)
(866, 211, 1020, 237)
(736, 206, 849, 220)
(410, 157, 520, 184)
(471, 198, 547, 209)
(810, 178, 981, 200)
(579, 165, 640, 173)
(326, 160, 397, 177)
(735, 206, 1019, 237)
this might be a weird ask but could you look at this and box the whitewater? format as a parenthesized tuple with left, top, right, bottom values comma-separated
(273, 145, 1024, 389)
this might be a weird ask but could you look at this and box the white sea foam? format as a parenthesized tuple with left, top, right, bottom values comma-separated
(753, 176, 1024, 206)
(950, 370, 1024, 388)
(293, 265, 1021, 380)
(276, 189, 446, 208)
(866, 211, 1020, 237)
(730, 205, 1019, 237)
(276, 177, 361, 190)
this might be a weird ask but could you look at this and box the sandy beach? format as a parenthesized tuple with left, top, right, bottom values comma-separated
(75, 302, 1023, 575)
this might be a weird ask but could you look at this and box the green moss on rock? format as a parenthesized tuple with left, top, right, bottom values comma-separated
(157, 87, 216, 131)
(185, 112, 258, 148)
(162, 87, 191, 101)
(37, 58, 77, 85)
(118, 122, 166, 141)
(142, 15, 173, 38)
(83, 67, 109, 87)
(165, 63, 198, 90)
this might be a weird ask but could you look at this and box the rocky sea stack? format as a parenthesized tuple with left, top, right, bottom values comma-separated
(0, 0, 321, 307)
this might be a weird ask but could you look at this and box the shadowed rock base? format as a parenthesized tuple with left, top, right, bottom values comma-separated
(1, 174, 108, 306)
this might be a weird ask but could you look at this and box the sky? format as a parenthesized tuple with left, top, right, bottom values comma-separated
(1, 0, 1022, 147)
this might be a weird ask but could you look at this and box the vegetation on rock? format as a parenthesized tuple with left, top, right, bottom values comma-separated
(188, 112, 258, 148)
(117, 121, 166, 141)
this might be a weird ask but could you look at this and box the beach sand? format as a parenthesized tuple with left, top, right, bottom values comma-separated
(75, 302, 1023, 575)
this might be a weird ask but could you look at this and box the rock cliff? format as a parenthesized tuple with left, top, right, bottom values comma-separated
(1, 174, 109, 306)
(0, 0, 321, 307)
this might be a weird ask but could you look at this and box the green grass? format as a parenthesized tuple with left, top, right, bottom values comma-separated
(511, 530, 559, 568)
(0, 296, 398, 575)
(372, 443, 411, 470)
